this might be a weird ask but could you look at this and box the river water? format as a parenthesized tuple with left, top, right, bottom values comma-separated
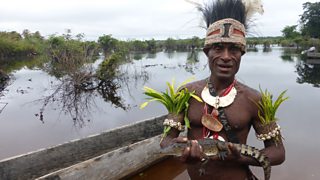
(0, 46, 319, 179)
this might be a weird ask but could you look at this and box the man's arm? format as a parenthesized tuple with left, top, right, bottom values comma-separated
(261, 136, 285, 165)
(232, 134, 285, 166)
(159, 128, 181, 148)
(229, 89, 285, 166)
(252, 90, 285, 166)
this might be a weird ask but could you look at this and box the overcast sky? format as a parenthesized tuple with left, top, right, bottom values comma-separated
(0, 0, 318, 40)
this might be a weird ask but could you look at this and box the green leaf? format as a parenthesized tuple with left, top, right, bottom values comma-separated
(143, 86, 159, 94)
(190, 93, 203, 102)
(139, 98, 158, 109)
(144, 91, 165, 100)
(177, 77, 194, 90)
(139, 102, 149, 109)
(177, 93, 190, 113)
(162, 92, 175, 112)
(166, 80, 175, 98)
(184, 102, 191, 129)
(164, 126, 171, 134)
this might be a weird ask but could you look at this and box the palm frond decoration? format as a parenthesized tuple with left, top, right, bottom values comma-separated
(254, 86, 289, 125)
(251, 86, 289, 145)
(140, 78, 202, 140)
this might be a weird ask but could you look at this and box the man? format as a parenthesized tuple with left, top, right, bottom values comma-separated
(160, 0, 285, 179)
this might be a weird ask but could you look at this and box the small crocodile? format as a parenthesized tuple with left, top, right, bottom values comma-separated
(158, 138, 271, 180)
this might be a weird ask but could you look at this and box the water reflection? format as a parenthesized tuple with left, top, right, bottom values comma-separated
(38, 73, 100, 126)
(187, 50, 199, 63)
(132, 51, 158, 60)
(296, 60, 320, 88)
(131, 53, 144, 60)
(146, 52, 157, 59)
(0, 70, 9, 92)
(262, 47, 272, 53)
(280, 54, 294, 62)
(246, 47, 258, 52)
(0, 70, 9, 114)
(280, 48, 299, 62)
(165, 50, 175, 59)
(262, 42, 272, 53)
(38, 49, 150, 126)
(184, 50, 200, 75)
(0, 55, 47, 74)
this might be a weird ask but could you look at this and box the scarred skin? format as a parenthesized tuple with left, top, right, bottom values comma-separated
(160, 43, 285, 179)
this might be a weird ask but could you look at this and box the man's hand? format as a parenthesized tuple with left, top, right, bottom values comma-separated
(161, 136, 205, 162)
(160, 136, 188, 148)
(225, 143, 241, 161)
(209, 142, 242, 162)
(180, 139, 205, 162)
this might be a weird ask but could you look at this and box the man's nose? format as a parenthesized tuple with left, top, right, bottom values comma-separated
(221, 49, 231, 60)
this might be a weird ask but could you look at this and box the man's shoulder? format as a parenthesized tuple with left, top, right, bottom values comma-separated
(185, 79, 206, 91)
(236, 81, 260, 100)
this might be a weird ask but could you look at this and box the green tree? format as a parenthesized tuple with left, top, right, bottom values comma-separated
(281, 25, 300, 39)
(98, 34, 119, 55)
(0, 31, 22, 41)
(22, 29, 31, 39)
(33, 31, 43, 40)
(164, 38, 176, 51)
(130, 40, 147, 51)
(0, 31, 41, 58)
(300, 2, 320, 38)
(191, 36, 202, 50)
(146, 39, 156, 51)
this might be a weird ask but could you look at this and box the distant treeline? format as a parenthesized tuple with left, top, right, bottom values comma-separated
(247, 36, 320, 50)
(0, 30, 206, 59)
(0, 30, 317, 58)
(1, 29, 319, 60)
(1, 2, 320, 59)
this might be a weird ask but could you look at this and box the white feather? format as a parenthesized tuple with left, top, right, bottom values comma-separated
(241, 0, 264, 19)
(184, 0, 201, 7)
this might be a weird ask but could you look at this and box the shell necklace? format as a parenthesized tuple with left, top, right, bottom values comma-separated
(201, 79, 237, 109)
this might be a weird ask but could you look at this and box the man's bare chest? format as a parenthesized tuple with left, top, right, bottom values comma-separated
(188, 102, 252, 130)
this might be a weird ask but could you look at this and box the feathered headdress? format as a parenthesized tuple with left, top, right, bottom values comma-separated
(186, 0, 264, 54)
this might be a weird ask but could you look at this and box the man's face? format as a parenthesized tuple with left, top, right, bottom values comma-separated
(206, 43, 242, 80)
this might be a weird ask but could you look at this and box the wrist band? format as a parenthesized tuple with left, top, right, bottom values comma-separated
(256, 124, 281, 141)
(163, 119, 185, 131)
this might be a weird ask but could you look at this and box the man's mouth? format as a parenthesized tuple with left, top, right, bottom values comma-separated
(217, 64, 232, 71)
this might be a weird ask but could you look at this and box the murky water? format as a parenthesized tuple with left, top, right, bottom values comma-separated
(0, 47, 319, 179)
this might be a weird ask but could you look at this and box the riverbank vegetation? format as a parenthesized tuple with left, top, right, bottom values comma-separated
(0, 2, 318, 73)
(278, 2, 320, 50)
(0, 30, 45, 59)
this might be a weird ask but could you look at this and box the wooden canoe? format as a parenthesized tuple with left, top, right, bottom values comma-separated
(0, 115, 167, 180)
